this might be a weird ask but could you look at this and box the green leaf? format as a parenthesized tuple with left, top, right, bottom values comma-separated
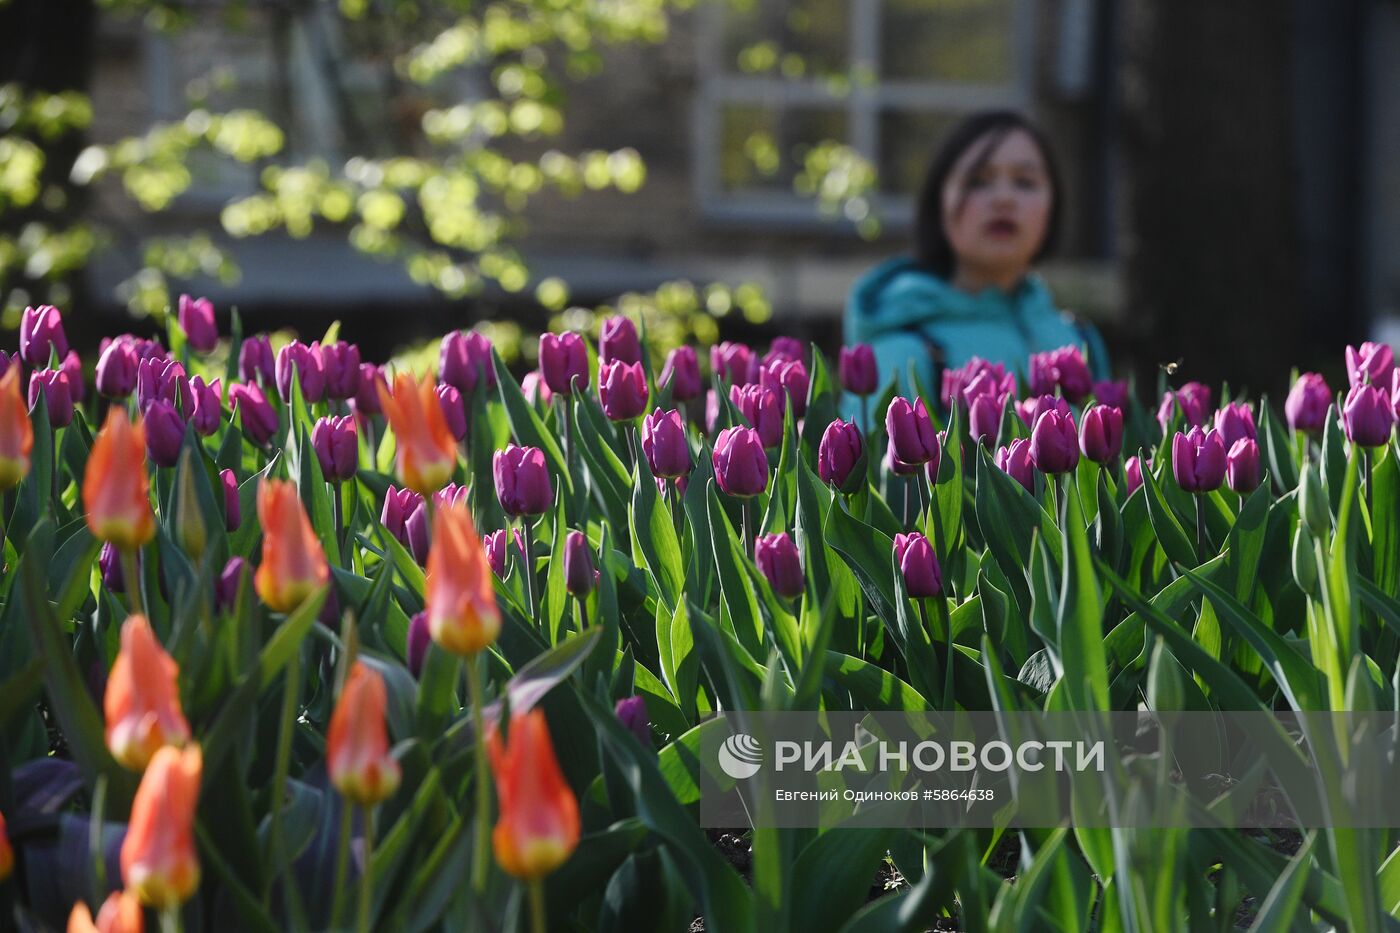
(1139, 450, 1197, 568)
(631, 450, 685, 614)
(543, 489, 569, 643)
(790, 828, 898, 932)
(505, 626, 602, 713)
(1057, 474, 1110, 710)
(257, 585, 330, 689)
(706, 481, 764, 656)
(1373, 441, 1400, 597)
(824, 652, 929, 711)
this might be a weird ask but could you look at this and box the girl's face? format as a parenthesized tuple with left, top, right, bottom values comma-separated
(941, 128, 1053, 289)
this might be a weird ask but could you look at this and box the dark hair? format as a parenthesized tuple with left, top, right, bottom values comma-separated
(913, 110, 1063, 278)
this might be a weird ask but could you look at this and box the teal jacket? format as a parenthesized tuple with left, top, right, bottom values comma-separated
(843, 258, 1110, 414)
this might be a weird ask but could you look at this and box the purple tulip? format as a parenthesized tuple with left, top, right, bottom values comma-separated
(764, 337, 804, 366)
(711, 341, 757, 387)
(994, 437, 1035, 492)
(406, 499, 431, 565)
(275, 340, 326, 403)
(642, 408, 691, 478)
(100, 542, 124, 593)
(893, 532, 942, 597)
(380, 485, 423, 547)
(660, 346, 702, 402)
(239, 335, 275, 386)
(760, 357, 810, 417)
(144, 399, 186, 467)
(962, 368, 1018, 409)
(215, 557, 249, 612)
(1125, 456, 1146, 496)
(20, 305, 68, 367)
(704, 389, 720, 435)
(818, 419, 864, 490)
(1212, 402, 1257, 450)
(539, 332, 589, 397)
(1016, 394, 1070, 429)
(178, 294, 218, 352)
(599, 360, 648, 421)
(1157, 386, 1211, 433)
(435, 482, 470, 513)
(1394, 370, 1400, 421)
(1345, 341, 1395, 389)
(1226, 438, 1261, 494)
(1285, 372, 1331, 434)
(522, 371, 553, 406)
(494, 444, 553, 516)
(730, 383, 783, 448)
(1172, 427, 1227, 493)
(886, 445, 923, 477)
(436, 384, 467, 441)
(839, 344, 878, 396)
(564, 530, 599, 596)
(96, 338, 139, 398)
(352, 363, 386, 416)
(229, 382, 279, 444)
(407, 611, 430, 678)
(968, 393, 1005, 449)
(712, 426, 769, 497)
(439, 330, 495, 393)
(318, 341, 362, 400)
(220, 469, 240, 531)
(615, 696, 651, 746)
(755, 532, 804, 598)
(312, 415, 358, 481)
(484, 529, 509, 577)
(1028, 345, 1093, 403)
(137, 357, 191, 413)
(1029, 410, 1079, 475)
(60, 350, 85, 404)
(1341, 384, 1395, 448)
(1092, 379, 1130, 411)
(886, 396, 939, 465)
(189, 375, 222, 436)
(599, 316, 641, 365)
(1079, 404, 1124, 464)
(27, 369, 73, 427)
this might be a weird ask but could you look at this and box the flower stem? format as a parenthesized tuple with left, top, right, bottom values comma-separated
(529, 878, 548, 933)
(330, 797, 353, 930)
(159, 907, 182, 933)
(357, 806, 375, 933)
(521, 519, 537, 617)
(1195, 493, 1207, 564)
(265, 645, 301, 907)
(467, 653, 492, 893)
(120, 545, 144, 617)
(742, 498, 753, 558)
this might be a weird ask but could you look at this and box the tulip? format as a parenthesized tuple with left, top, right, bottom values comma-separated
(761, 357, 809, 416)
(704, 388, 720, 435)
(1157, 383, 1212, 432)
(121, 744, 202, 909)
(425, 503, 501, 655)
(483, 528, 523, 578)
(1092, 379, 1130, 411)
(522, 371, 553, 405)
(380, 485, 422, 547)
(886, 396, 939, 464)
(61, 350, 86, 404)
(886, 445, 923, 477)
(328, 661, 401, 806)
(275, 340, 326, 403)
(598, 360, 648, 421)
(435, 383, 467, 442)
(539, 332, 589, 396)
(712, 426, 768, 497)
(494, 445, 553, 516)
(438, 330, 495, 393)
(711, 341, 756, 386)
(1030, 410, 1079, 475)
(228, 382, 279, 445)
(1394, 369, 1400, 421)
(136, 358, 191, 413)
(599, 315, 641, 365)
(1213, 401, 1257, 449)
(488, 709, 581, 880)
(839, 344, 878, 396)
(407, 611, 431, 677)
(818, 419, 863, 490)
(641, 408, 691, 478)
(1028, 345, 1093, 403)
(1172, 427, 1227, 493)
(253, 478, 329, 612)
(84, 408, 156, 550)
(142, 400, 185, 468)
(239, 335, 275, 386)
(28, 368, 73, 427)
(100, 541, 125, 592)
(893, 532, 942, 597)
(215, 557, 248, 612)
(1016, 394, 1070, 429)
(0, 362, 34, 490)
(994, 437, 1035, 492)
(177, 294, 217, 352)
(104, 614, 191, 771)
(765, 336, 804, 365)
(318, 340, 362, 400)
(755, 532, 804, 598)
(1345, 341, 1394, 388)
(660, 345, 702, 401)
(20, 304, 69, 367)
(564, 530, 598, 596)
(312, 415, 358, 481)
(1285, 372, 1331, 433)
(962, 368, 1018, 408)
(1341, 383, 1395, 448)
(219, 468, 239, 531)
(729, 383, 783, 448)
(1125, 456, 1146, 496)
(378, 372, 458, 494)
(96, 339, 140, 399)
(353, 363, 386, 416)
(1226, 437, 1261, 493)
(1079, 404, 1124, 464)
(67, 891, 143, 933)
(0, 809, 11, 883)
(189, 375, 222, 436)
(968, 392, 1005, 448)
(614, 696, 650, 746)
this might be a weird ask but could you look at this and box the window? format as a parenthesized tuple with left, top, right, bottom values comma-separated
(694, 0, 1033, 226)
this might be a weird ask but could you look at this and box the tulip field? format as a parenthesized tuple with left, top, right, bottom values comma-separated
(5, 300, 1400, 932)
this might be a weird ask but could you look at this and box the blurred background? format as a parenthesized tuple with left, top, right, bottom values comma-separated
(2, 0, 1397, 399)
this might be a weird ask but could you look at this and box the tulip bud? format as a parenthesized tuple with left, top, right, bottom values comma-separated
(893, 532, 941, 597)
(100, 541, 125, 592)
(21, 305, 69, 366)
(328, 661, 401, 806)
(963, 368, 1017, 408)
(1299, 460, 1330, 537)
(1283, 372, 1330, 433)
(660, 345, 702, 401)
(177, 295, 217, 352)
(539, 332, 589, 397)
(522, 370, 553, 405)
(215, 557, 248, 612)
(598, 360, 648, 422)
(1213, 402, 1257, 449)
(1124, 456, 1146, 496)
(59, 349, 86, 404)
(563, 530, 598, 596)
(405, 498, 431, 565)
(712, 426, 769, 497)
(185, 375, 220, 436)
(1030, 410, 1080, 475)
(311, 415, 358, 482)
(440, 330, 495, 393)
(1157, 385, 1211, 432)
(121, 745, 202, 908)
(484, 529, 509, 577)
(1171, 427, 1227, 493)
(275, 340, 326, 403)
(886, 396, 939, 464)
(253, 479, 329, 612)
(67, 891, 143, 933)
(838, 344, 878, 396)
(1225, 437, 1261, 493)
(435, 383, 467, 441)
(105, 614, 191, 771)
(1291, 523, 1317, 593)
(599, 315, 641, 365)
(1030, 345, 1093, 403)
(1079, 404, 1124, 464)
(378, 372, 458, 495)
(704, 389, 720, 435)
(0, 363, 33, 490)
(488, 709, 581, 880)
(711, 341, 756, 386)
(380, 485, 422, 547)
(407, 611, 431, 678)
(760, 357, 809, 417)
(755, 532, 804, 598)
(1092, 379, 1130, 411)
(494, 444, 553, 516)
(1016, 394, 1070, 430)
(136, 358, 191, 413)
(641, 408, 691, 478)
(239, 335, 275, 386)
(764, 336, 804, 365)
(614, 696, 650, 746)
(28, 368, 74, 427)
(886, 445, 923, 477)
(425, 503, 501, 655)
(353, 363, 386, 416)
(228, 382, 279, 445)
(994, 437, 1035, 493)
(968, 392, 1005, 449)
(318, 341, 362, 400)
(1345, 341, 1395, 389)
(142, 400, 186, 468)
(1341, 384, 1394, 448)
(96, 339, 140, 399)
(173, 451, 207, 560)
(84, 408, 156, 549)
(818, 419, 864, 491)
(729, 383, 783, 448)
(0, 810, 9, 883)
(217, 468, 240, 532)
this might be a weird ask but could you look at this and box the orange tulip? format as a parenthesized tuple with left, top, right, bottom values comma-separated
(104, 614, 191, 771)
(83, 408, 155, 550)
(425, 502, 500, 656)
(487, 709, 580, 880)
(121, 744, 201, 909)
(327, 660, 401, 806)
(0, 361, 32, 490)
(0, 808, 12, 882)
(68, 891, 143, 933)
(377, 371, 457, 495)
(253, 478, 329, 612)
